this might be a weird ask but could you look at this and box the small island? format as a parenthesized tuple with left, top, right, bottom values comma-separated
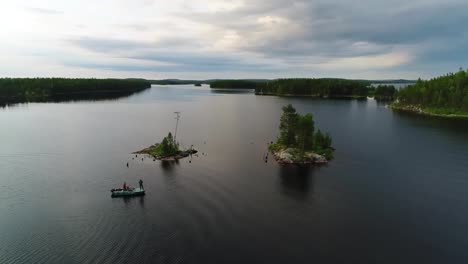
(269, 104, 334, 165)
(134, 132, 197, 161)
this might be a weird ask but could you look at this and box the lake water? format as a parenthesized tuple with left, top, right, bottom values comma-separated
(1, 85, 468, 264)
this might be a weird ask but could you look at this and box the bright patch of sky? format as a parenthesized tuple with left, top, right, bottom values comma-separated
(0, 0, 467, 79)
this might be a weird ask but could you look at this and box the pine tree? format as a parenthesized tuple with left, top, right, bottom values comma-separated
(279, 104, 299, 147)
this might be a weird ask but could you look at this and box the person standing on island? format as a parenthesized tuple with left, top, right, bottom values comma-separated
(139, 179, 144, 190)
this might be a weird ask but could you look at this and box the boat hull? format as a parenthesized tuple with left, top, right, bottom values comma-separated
(111, 187, 145, 198)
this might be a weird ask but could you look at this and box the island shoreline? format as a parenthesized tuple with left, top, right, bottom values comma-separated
(390, 103, 468, 119)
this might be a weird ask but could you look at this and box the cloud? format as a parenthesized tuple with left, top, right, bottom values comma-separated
(25, 7, 63, 15)
(319, 51, 413, 70)
(66, 36, 281, 73)
(2, 0, 468, 79)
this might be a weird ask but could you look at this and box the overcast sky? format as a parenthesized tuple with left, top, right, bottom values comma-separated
(1, 0, 467, 79)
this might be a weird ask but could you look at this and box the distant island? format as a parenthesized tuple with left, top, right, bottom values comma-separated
(0, 78, 150, 103)
(391, 69, 468, 118)
(255, 78, 370, 99)
(134, 132, 197, 161)
(269, 104, 334, 165)
(210, 79, 267, 89)
(368, 85, 397, 101)
(150, 79, 205, 85)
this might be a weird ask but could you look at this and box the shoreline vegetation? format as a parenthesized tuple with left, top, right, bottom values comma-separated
(0, 78, 151, 103)
(134, 132, 197, 161)
(368, 85, 397, 101)
(255, 79, 370, 99)
(390, 103, 468, 119)
(390, 69, 468, 118)
(209, 79, 404, 100)
(269, 104, 334, 165)
(209, 80, 266, 89)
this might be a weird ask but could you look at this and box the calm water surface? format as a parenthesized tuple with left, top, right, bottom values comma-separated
(1, 85, 468, 263)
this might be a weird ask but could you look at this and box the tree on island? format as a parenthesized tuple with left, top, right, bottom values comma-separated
(271, 104, 333, 163)
(159, 132, 179, 156)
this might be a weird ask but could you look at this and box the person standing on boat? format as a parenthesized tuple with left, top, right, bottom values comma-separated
(123, 182, 127, 191)
(139, 179, 144, 190)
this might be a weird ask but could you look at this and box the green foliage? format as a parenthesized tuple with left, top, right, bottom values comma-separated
(374, 85, 396, 100)
(255, 78, 370, 98)
(313, 147, 334, 160)
(210, 80, 261, 89)
(297, 113, 315, 152)
(314, 129, 325, 149)
(152, 132, 180, 157)
(396, 69, 468, 112)
(268, 142, 282, 152)
(276, 104, 334, 158)
(0, 78, 151, 102)
(313, 130, 333, 157)
(150, 79, 204, 85)
(279, 104, 299, 147)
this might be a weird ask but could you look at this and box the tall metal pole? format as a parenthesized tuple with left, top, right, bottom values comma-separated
(174, 112, 181, 143)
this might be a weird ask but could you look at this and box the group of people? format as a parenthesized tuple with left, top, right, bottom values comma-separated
(122, 179, 144, 191)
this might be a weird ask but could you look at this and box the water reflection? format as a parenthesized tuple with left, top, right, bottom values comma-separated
(392, 109, 468, 137)
(160, 160, 180, 174)
(118, 195, 146, 209)
(278, 166, 316, 200)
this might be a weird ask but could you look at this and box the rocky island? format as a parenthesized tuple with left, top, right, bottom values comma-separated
(269, 104, 334, 165)
(134, 132, 197, 161)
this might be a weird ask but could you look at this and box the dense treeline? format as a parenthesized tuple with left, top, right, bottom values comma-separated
(0, 78, 150, 101)
(368, 85, 396, 100)
(210, 80, 262, 89)
(255, 78, 370, 98)
(150, 79, 205, 85)
(396, 69, 468, 112)
(371, 79, 416, 84)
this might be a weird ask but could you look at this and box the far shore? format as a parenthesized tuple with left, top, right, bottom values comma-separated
(255, 92, 367, 99)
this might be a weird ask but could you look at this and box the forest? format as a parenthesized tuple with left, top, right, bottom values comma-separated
(395, 69, 468, 114)
(368, 85, 397, 100)
(0, 78, 151, 102)
(255, 78, 370, 98)
(210, 80, 265, 89)
(150, 79, 205, 85)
